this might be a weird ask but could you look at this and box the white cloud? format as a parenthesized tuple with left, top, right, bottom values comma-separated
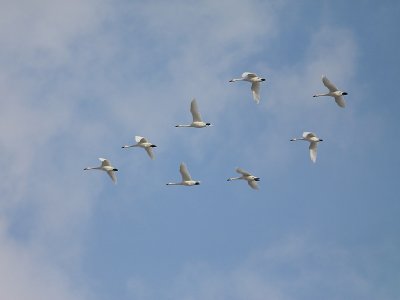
(126, 235, 396, 300)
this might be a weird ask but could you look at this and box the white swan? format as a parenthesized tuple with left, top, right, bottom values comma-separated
(227, 168, 260, 189)
(290, 132, 323, 163)
(84, 158, 118, 183)
(229, 72, 266, 104)
(166, 163, 200, 186)
(313, 75, 348, 108)
(122, 136, 157, 159)
(175, 99, 212, 128)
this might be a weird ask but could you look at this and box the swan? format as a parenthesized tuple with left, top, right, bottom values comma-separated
(84, 158, 118, 183)
(227, 168, 260, 189)
(313, 75, 348, 108)
(229, 72, 266, 104)
(175, 99, 212, 128)
(290, 132, 323, 163)
(122, 136, 157, 159)
(166, 163, 200, 186)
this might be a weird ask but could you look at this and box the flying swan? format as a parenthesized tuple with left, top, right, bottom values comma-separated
(166, 163, 200, 186)
(122, 136, 157, 159)
(290, 132, 323, 163)
(84, 158, 118, 184)
(175, 98, 212, 128)
(229, 72, 266, 104)
(313, 75, 348, 108)
(227, 168, 260, 189)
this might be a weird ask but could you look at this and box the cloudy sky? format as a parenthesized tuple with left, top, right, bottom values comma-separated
(0, 0, 399, 299)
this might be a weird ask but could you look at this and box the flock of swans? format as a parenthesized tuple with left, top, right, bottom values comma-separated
(84, 73, 348, 189)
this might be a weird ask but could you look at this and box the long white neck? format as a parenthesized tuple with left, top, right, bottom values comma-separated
(313, 93, 330, 97)
(227, 177, 242, 181)
(229, 78, 244, 82)
(175, 124, 191, 128)
(84, 166, 102, 170)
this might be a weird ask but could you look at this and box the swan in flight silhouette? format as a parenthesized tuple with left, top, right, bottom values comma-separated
(313, 75, 348, 108)
(122, 136, 157, 159)
(175, 99, 212, 128)
(227, 168, 260, 189)
(229, 72, 266, 104)
(290, 132, 323, 163)
(166, 163, 200, 186)
(84, 158, 118, 183)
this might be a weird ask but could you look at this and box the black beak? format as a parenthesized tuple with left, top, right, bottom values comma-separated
(261, 78, 266, 81)
(206, 123, 211, 126)
(255, 178, 260, 181)
(113, 168, 118, 171)
(319, 139, 323, 142)
(151, 145, 157, 147)
(342, 92, 348, 95)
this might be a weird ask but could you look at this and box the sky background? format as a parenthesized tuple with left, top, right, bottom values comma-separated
(0, 0, 399, 299)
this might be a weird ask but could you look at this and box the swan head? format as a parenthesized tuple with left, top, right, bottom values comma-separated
(342, 92, 348, 95)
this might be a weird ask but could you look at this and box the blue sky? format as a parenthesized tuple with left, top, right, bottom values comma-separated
(0, 0, 399, 299)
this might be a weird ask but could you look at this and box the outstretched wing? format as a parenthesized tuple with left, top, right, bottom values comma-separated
(322, 76, 338, 92)
(248, 180, 259, 190)
(99, 158, 111, 167)
(236, 168, 252, 177)
(145, 147, 154, 159)
(303, 132, 316, 139)
(334, 96, 346, 108)
(251, 82, 260, 103)
(135, 136, 147, 143)
(107, 170, 117, 183)
(190, 99, 202, 122)
(309, 142, 318, 163)
(242, 72, 257, 79)
(180, 163, 192, 181)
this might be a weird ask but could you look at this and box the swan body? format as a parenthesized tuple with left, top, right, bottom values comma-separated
(84, 158, 118, 183)
(175, 99, 212, 128)
(227, 168, 260, 189)
(229, 72, 266, 104)
(290, 132, 323, 163)
(313, 75, 348, 108)
(166, 163, 200, 186)
(122, 135, 157, 159)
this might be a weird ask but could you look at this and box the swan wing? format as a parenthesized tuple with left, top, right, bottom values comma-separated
(236, 168, 252, 176)
(135, 136, 146, 143)
(145, 147, 154, 159)
(248, 180, 259, 190)
(190, 99, 202, 122)
(107, 170, 117, 183)
(309, 142, 318, 163)
(99, 158, 111, 167)
(334, 96, 346, 108)
(251, 82, 260, 103)
(180, 163, 192, 181)
(242, 72, 257, 79)
(322, 76, 338, 92)
(302, 132, 316, 139)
